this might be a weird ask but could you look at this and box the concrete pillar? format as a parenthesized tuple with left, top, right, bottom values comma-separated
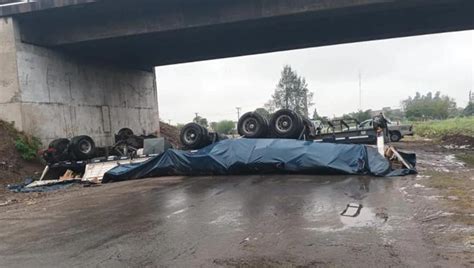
(0, 17, 160, 147)
(0, 17, 23, 128)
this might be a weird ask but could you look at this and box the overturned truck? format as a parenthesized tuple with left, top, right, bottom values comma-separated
(180, 109, 390, 150)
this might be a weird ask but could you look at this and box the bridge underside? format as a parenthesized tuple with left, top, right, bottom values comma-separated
(0, 0, 473, 145)
(14, 0, 474, 68)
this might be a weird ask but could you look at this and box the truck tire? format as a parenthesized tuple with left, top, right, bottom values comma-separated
(180, 123, 210, 150)
(116, 128, 134, 141)
(269, 109, 304, 139)
(237, 112, 269, 138)
(43, 138, 71, 163)
(70, 135, 96, 160)
(389, 131, 402, 142)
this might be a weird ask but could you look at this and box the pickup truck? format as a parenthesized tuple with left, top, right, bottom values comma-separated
(358, 119, 414, 142)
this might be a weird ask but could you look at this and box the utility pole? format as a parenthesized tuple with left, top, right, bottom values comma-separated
(236, 107, 241, 121)
(358, 71, 362, 111)
(194, 112, 199, 119)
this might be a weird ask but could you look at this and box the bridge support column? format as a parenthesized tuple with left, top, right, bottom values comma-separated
(0, 17, 160, 147)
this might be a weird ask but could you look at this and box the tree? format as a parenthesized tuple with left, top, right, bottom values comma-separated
(463, 91, 473, 116)
(267, 65, 314, 117)
(193, 115, 208, 127)
(212, 120, 235, 134)
(342, 109, 373, 122)
(255, 108, 271, 119)
(402, 91, 456, 120)
(464, 103, 474, 116)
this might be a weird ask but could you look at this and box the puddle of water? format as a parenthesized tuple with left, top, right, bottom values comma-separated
(304, 207, 389, 233)
(339, 207, 378, 227)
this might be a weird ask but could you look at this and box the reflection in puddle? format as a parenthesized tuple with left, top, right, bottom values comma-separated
(166, 208, 188, 218)
(304, 207, 389, 233)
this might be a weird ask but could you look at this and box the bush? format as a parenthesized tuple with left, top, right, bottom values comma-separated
(14, 136, 42, 161)
(413, 116, 474, 138)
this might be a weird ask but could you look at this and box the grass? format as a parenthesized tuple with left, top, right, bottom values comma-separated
(423, 170, 474, 225)
(456, 153, 474, 167)
(412, 116, 474, 139)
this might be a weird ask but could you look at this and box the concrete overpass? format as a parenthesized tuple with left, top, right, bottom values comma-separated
(1, 0, 473, 145)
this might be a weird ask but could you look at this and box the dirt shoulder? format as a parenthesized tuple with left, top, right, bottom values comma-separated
(0, 121, 44, 203)
(395, 138, 474, 265)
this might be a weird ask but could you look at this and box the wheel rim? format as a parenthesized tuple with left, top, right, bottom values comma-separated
(242, 118, 258, 135)
(78, 140, 92, 154)
(275, 115, 293, 133)
(391, 134, 399, 141)
(183, 128, 198, 144)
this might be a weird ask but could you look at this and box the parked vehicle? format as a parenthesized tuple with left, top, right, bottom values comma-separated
(358, 119, 414, 142)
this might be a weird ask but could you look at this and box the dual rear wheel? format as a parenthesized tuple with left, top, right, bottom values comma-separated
(237, 109, 305, 139)
(44, 135, 96, 163)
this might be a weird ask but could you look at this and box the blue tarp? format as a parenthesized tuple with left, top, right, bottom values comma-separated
(103, 139, 416, 183)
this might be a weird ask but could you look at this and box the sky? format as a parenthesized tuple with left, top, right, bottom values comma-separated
(156, 30, 473, 125)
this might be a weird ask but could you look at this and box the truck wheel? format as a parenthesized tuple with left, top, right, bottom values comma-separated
(117, 128, 134, 140)
(237, 112, 269, 138)
(389, 131, 402, 142)
(43, 138, 71, 163)
(269, 109, 304, 139)
(180, 123, 210, 150)
(70, 135, 96, 160)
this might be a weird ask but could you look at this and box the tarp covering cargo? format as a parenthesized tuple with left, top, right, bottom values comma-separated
(103, 139, 416, 183)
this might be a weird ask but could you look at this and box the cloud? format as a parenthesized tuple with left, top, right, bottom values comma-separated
(156, 30, 473, 124)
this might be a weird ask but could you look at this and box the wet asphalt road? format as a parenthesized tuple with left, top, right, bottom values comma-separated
(0, 175, 434, 267)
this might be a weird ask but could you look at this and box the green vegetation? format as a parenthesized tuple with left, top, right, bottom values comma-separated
(342, 109, 372, 122)
(455, 153, 474, 167)
(265, 65, 314, 117)
(423, 170, 473, 225)
(412, 116, 474, 138)
(463, 102, 474, 116)
(211, 120, 236, 134)
(0, 120, 42, 161)
(193, 115, 209, 128)
(402, 91, 457, 120)
(15, 137, 42, 161)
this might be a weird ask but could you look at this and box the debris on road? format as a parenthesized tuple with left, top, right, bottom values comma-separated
(7, 178, 78, 193)
(159, 121, 180, 148)
(341, 203, 363, 217)
(82, 157, 151, 183)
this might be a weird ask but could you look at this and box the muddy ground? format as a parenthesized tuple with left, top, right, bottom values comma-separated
(0, 139, 472, 267)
